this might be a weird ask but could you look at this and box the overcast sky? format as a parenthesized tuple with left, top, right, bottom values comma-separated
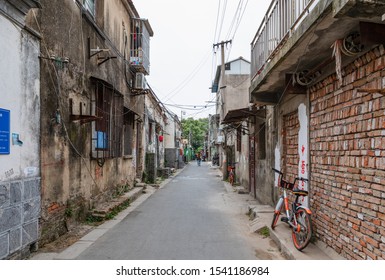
(133, 0, 270, 119)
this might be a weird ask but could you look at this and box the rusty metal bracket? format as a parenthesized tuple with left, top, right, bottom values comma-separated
(88, 37, 117, 66)
(97, 56, 117, 66)
(131, 88, 150, 96)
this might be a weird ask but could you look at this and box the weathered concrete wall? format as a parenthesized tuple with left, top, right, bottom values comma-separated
(38, 0, 141, 246)
(309, 45, 385, 260)
(164, 114, 176, 149)
(225, 123, 250, 189)
(254, 93, 308, 207)
(253, 106, 276, 205)
(143, 92, 166, 181)
(222, 74, 250, 118)
(215, 58, 251, 183)
(0, 5, 41, 259)
(163, 112, 183, 168)
(164, 111, 182, 149)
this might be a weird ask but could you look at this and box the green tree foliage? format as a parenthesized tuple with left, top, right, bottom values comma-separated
(181, 117, 208, 151)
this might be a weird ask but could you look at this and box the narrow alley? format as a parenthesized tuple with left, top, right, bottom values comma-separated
(33, 162, 283, 260)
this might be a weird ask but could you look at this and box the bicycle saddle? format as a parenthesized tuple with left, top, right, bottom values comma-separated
(292, 188, 308, 196)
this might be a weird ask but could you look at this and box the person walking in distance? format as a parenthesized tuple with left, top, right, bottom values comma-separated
(196, 152, 202, 166)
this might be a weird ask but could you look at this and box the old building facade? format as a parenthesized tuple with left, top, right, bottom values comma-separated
(0, 0, 41, 259)
(163, 109, 183, 170)
(36, 0, 152, 247)
(249, 0, 385, 259)
(143, 86, 167, 183)
(1, 0, 187, 259)
(211, 57, 253, 190)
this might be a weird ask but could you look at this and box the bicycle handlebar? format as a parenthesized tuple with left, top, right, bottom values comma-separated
(272, 168, 283, 175)
(297, 177, 308, 182)
(272, 168, 308, 182)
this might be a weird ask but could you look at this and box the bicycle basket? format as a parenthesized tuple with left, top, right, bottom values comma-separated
(280, 179, 294, 190)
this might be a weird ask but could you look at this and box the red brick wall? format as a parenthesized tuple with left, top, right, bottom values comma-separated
(282, 110, 300, 183)
(309, 45, 385, 259)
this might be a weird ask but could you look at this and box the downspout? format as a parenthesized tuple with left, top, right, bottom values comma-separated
(307, 89, 311, 206)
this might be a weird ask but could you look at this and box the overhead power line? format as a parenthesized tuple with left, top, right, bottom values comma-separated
(217, 0, 228, 43)
(162, 50, 212, 103)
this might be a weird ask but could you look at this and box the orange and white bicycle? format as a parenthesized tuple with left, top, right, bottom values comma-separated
(271, 168, 312, 251)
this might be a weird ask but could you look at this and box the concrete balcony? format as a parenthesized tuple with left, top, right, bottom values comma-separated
(250, 0, 385, 104)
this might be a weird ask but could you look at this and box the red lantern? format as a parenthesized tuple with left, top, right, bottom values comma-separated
(159, 135, 163, 142)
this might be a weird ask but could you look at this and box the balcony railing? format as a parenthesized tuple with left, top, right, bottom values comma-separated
(251, 0, 319, 79)
(130, 18, 152, 75)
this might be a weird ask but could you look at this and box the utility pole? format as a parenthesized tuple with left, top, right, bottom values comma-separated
(213, 40, 232, 85)
(213, 40, 232, 114)
(213, 40, 231, 178)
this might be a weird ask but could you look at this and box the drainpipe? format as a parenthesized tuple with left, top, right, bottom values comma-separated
(307, 89, 311, 206)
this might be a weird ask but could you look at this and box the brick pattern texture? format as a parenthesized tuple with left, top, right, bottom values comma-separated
(309, 45, 385, 259)
(282, 110, 300, 183)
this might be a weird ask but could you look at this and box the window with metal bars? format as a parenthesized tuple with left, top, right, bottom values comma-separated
(91, 79, 123, 162)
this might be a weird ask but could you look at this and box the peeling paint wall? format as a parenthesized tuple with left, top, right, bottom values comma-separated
(274, 144, 281, 188)
(37, 0, 144, 246)
(259, 94, 308, 207)
(253, 106, 276, 205)
(216, 58, 251, 183)
(297, 103, 309, 207)
(143, 91, 166, 182)
(163, 111, 183, 169)
(0, 5, 41, 259)
(237, 121, 250, 187)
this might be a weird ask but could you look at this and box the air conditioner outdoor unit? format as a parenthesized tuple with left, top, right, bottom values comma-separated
(176, 131, 182, 138)
(134, 72, 145, 89)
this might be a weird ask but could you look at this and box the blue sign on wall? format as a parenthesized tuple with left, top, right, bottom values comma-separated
(0, 108, 10, 154)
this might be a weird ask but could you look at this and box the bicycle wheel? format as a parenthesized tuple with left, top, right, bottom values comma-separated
(271, 198, 283, 230)
(271, 211, 281, 230)
(291, 208, 312, 251)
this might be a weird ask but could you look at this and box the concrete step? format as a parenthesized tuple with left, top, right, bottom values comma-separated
(248, 204, 344, 260)
(89, 186, 146, 220)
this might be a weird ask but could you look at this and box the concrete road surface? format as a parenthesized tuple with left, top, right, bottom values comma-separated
(69, 162, 283, 260)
